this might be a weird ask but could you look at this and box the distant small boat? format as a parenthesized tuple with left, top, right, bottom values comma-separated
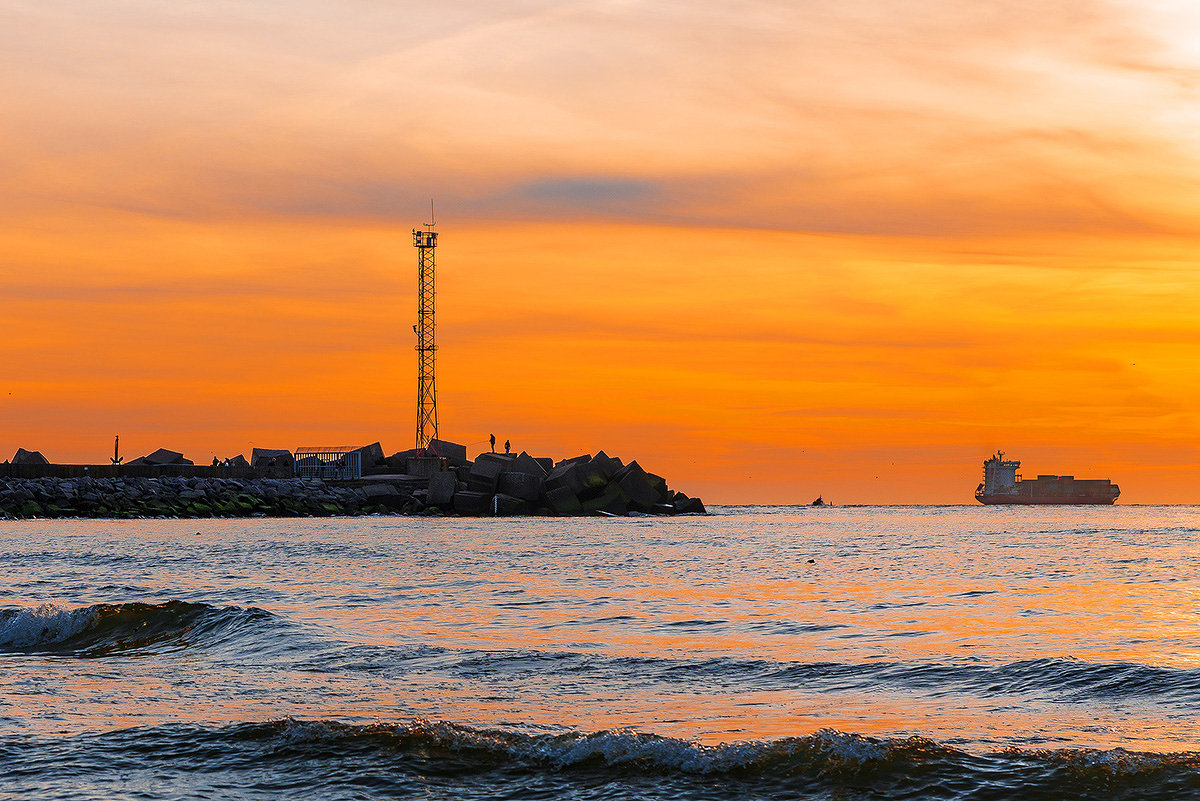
(811, 496, 827, 506)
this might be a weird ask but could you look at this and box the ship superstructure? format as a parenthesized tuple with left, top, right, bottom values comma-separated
(975, 452, 1119, 505)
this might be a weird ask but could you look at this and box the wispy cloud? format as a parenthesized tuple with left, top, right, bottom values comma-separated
(5, 0, 1200, 235)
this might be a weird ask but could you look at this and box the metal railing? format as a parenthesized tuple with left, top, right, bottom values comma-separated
(293, 448, 362, 481)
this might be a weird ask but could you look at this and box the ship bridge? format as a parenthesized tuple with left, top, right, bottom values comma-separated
(982, 452, 1022, 494)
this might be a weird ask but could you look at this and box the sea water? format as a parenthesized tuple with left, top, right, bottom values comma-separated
(3, 506, 1200, 799)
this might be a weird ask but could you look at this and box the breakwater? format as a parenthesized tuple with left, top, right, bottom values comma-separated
(0, 449, 706, 519)
(0, 477, 363, 519)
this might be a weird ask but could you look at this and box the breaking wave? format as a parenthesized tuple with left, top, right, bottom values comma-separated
(9, 719, 1200, 800)
(0, 601, 278, 656)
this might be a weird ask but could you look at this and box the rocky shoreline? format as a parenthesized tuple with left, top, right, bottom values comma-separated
(0, 477, 366, 520)
(0, 449, 707, 520)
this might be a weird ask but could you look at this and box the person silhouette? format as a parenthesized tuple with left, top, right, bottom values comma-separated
(504, 439, 511, 455)
(490, 433, 496, 453)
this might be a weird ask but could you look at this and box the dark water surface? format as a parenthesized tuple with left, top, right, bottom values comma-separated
(4, 506, 1200, 799)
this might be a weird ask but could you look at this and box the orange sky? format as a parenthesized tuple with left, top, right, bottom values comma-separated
(5, 1, 1200, 503)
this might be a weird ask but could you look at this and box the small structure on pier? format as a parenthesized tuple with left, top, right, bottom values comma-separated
(293, 447, 362, 481)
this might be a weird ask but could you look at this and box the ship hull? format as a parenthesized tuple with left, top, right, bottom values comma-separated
(975, 493, 1118, 505)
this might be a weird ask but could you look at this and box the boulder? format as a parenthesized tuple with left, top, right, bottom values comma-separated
(672, 494, 706, 514)
(387, 448, 420, 472)
(545, 462, 585, 496)
(362, 483, 404, 510)
(468, 457, 505, 494)
(498, 471, 542, 502)
(252, 448, 294, 477)
(453, 490, 490, 516)
(576, 460, 608, 494)
(406, 457, 444, 478)
(427, 471, 457, 507)
(144, 448, 193, 466)
(581, 483, 629, 516)
(545, 485, 583, 515)
(507, 451, 547, 478)
(427, 439, 469, 466)
(490, 493, 526, 516)
(474, 453, 514, 471)
(350, 442, 387, 471)
(11, 448, 49, 466)
(614, 461, 659, 511)
(362, 483, 401, 498)
(589, 450, 620, 480)
(645, 472, 670, 502)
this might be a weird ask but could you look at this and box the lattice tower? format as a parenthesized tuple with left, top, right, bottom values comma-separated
(413, 223, 438, 450)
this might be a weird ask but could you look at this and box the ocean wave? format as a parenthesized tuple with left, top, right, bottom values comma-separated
(0, 601, 278, 657)
(309, 643, 1200, 706)
(9, 720, 1200, 800)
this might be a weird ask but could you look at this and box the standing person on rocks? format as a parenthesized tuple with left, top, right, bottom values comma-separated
(490, 434, 496, 453)
(504, 440, 511, 455)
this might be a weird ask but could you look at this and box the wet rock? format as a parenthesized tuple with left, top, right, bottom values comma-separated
(362, 483, 404, 510)
(672, 494, 706, 514)
(489, 493, 526, 516)
(427, 471, 457, 507)
(576, 460, 608, 494)
(545, 486, 583, 515)
(453, 490, 490, 516)
(581, 483, 629, 516)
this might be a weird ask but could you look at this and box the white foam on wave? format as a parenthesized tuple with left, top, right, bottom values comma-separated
(1040, 745, 1189, 775)
(540, 727, 892, 772)
(810, 728, 891, 762)
(543, 729, 717, 771)
(273, 718, 894, 774)
(0, 604, 98, 648)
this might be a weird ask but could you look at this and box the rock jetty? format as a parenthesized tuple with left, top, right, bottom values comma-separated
(0, 477, 363, 519)
(0, 444, 706, 519)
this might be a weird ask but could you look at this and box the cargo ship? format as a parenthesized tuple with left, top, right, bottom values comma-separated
(975, 452, 1119, 505)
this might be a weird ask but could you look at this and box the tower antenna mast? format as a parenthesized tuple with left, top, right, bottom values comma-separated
(413, 203, 438, 450)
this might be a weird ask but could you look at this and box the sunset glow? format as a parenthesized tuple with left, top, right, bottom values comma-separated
(6, 0, 1200, 502)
